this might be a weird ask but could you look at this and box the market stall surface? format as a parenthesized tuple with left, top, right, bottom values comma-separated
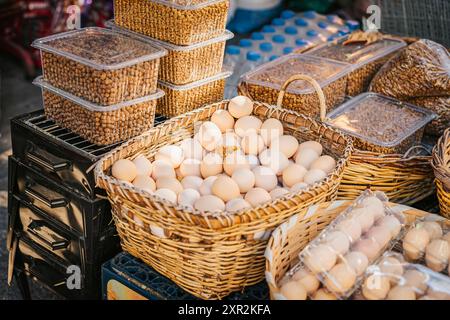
(0, 54, 57, 299)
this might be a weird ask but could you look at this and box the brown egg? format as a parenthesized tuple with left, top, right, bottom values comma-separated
(179, 158, 202, 178)
(211, 176, 241, 202)
(425, 239, 449, 272)
(377, 215, 402, 238)
(292, 269, 320, 295)
(343, 251, 368, 276)
(361, 196, 385, 220)
(313, 289, 337, 300)
(197, 121, 222, 151)
(295, 149, 319, 169)
(324, 263, 356, 293)
(232, 168, 255, 193)
(228, 96, 253, 119)
(427, 288, 450, 300)
(132, 155, 153, 176)
(403, 228, 430, 260)
(280, 281, 307, 300)
(179, 138, 203, 160)
(366, 226, 392, 248)
(352, 208, 375, 233)
(310, 155, 336, 175)
(387, 285, 416, 300)
(132, 175, 156, 193)
(156, 177, 183, 195)
(194, 195, 225, 212)
(297, 141, 323, 157)
(200, 153, 223, 178)
(181, 176, 203, 192)
(304, 244, 337, 273)
(199, 176, 218, 196)
(325, 231, 350, 255)
(270, 135, 299, 158)
(211, 109, 235, 133)
(362, 274, 391, 300)
(112, 159, 137, 182)
(234, 116, 262, 138)
(260, 118, 284, 146)
(403, 270, 428, 293)
(240, 132, 265, 155)
(244, 188, 272, 207)
(353, 237, 382, 262)
(223, 151, 250, 176)
(418, 221, 443, 240)
(155, 145, 184, 168)
(337, 218, 362, 243)
(252, 166, 278, 191)
(259, 149, 289, 175)
(282, 164, 308, 187)
(151, 160, 176, 180)
(379, 256, 404, 284)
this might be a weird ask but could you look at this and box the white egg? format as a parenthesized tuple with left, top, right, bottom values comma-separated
(151, 160, 176, 180)
(270, 135, 299, 158)
(194, 195, 225, 212)
(178, 188, 201, 208)
(155, 145, 184, 168)
(197, 121, 222, 151)
(282, 164, 308, 187)
(179, 138, 203, 160)
(223, 151, 250, 176)
(199, 176, 218, 196)
(259, 149, 289, 175)
(181, 176, 203, 191)
(260, 118, 284, 146)
(200, 152, 223, 178)
(156, 177, 183, 195)
(246, 154, 260, 169)
(234, 116, 262, 137)
(244, 188, 272, 207)
(179, 158, 202, 178)
(296, 141, 323, 157)
(310, 155, 336, 175)
(211, 109, 235, 133)
(240, 132, 265, 155)
(112, 159, 138, 182)
(132, 175, 156, 193)
(252, 166, 278, 191)
(132, 155, 153, 176)
(295, 148, 319, 169)
(228, 96, 253, 119)
(304, 169, 327, 185)
(291, 182, 309, 193)
(226, 198, 252, 212)
(232, 168, 256, 193)
(270, 187, 290, 200)
(153, 188, 177, 204)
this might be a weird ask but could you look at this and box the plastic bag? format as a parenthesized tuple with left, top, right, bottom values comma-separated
(407, 96, 450, 137)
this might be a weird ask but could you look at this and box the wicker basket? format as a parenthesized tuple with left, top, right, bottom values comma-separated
(95, 81, 353, 299)
(114, 0, 229, 46)
(157, 71, 230, 118)
(337, 147, 435, 206)
(34, 77, 164, 146)
(106, 20, 233, 85)
(432, 128, 450, 219)
(265, 200, 432, 300)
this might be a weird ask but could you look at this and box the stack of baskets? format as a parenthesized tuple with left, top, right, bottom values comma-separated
(31, 27, 167, 146)
(110, 0, 233, 118)
(432, 128, 450, 219)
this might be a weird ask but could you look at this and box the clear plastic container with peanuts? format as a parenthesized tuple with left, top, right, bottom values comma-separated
(395, 216, 450, 276)
(32, 27, 167, 106)
(355, 251, 450, 300)
(276, 190, 407, 300)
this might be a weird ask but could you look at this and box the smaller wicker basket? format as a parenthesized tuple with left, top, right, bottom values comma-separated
(264, 200, 431, 300)
(432, 128, 450, 219)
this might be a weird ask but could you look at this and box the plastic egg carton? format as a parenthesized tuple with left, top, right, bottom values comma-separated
(394, 215, 450, 276)
(354, 251, 450, 300)
(278, 190, 407, 300)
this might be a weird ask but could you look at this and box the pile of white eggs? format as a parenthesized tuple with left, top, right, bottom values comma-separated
(110, 96, 337, 214)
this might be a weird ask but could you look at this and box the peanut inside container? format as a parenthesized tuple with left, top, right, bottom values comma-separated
(240, 54, 351, 117)
(32, 27, 167, 106)
(305, 36, 406, 96)
(325, 92, 437, 154)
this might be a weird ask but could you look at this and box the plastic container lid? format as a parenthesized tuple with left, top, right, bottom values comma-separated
(242, 54, 351, 95)
(294, 18, 308, 27)
(269, 55, 279, 61)
(150, 0, 227, 10)
(272, 34, 285, 43)
(33, 76, 165, 111)
(32, 27, 167, 70)
(246, 51, 261, 61)
(306, 30, 318, 37)
(259, 42, 273, 52)
(226, 45, 240, 55)
(105, 20, 234, 52)
(281, 10, 296, 19)
(284, 26, 298, 35)
(283, 47, 294, 54)
(158, 70, 232, 91)
(325, 93, 437, 148)
(239, 39, 253, 48)
(295, 39, 309, 46)
(317, 21, 328, 29)
(272, 18, 286, 26)
(306, 36, 407, 70)
(262, 25, 276, 34)
(251, 32, 264, 41)
(303, 10, 316, 19)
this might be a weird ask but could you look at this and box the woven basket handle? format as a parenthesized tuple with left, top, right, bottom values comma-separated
(276, 74, 327, 121)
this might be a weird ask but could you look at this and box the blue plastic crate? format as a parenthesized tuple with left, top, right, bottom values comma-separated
(102, 253, 269, 300)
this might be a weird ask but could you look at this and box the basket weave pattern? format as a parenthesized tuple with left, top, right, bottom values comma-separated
(95, 100, 353, 299)
(42, 90, 157, 146)
(265, 200, 433, 299)
(432, 128, 450, 219)
(114, 0, 229, 46)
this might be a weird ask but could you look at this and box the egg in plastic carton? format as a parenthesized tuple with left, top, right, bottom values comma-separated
(355, 251, 450, 300)
(277, 190, 407, 300)
(395, 215, 450, 275)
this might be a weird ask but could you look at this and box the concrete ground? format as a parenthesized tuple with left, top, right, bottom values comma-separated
(0, 53, 58, 299)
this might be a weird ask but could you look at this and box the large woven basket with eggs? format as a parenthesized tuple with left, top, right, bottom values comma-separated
(432, 128, 450, 219)
(265, 197, 449, 300)
(95, 76, 353, 299)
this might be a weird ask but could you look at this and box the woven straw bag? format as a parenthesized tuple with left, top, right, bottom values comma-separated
(265, 200, 435, 300)
(95, 76, 353, 299)
(432, 128, 450, 219)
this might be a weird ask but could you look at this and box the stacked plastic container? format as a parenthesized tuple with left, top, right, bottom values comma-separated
(31, 27, 167, 145)
(112, 0, 233, 118)
(224, 9, 360, 98)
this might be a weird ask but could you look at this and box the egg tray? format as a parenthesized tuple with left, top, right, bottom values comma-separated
(352, 251, 450, 300)
(113, 0, 229, 46)
(390, 217, 450, 276)
(38, 82, 163, 146)
(41, 51, 160, 106)
(156, 72, 229, 118)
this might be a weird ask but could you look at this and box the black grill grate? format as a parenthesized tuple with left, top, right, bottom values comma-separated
(25, 114, 167, 159)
